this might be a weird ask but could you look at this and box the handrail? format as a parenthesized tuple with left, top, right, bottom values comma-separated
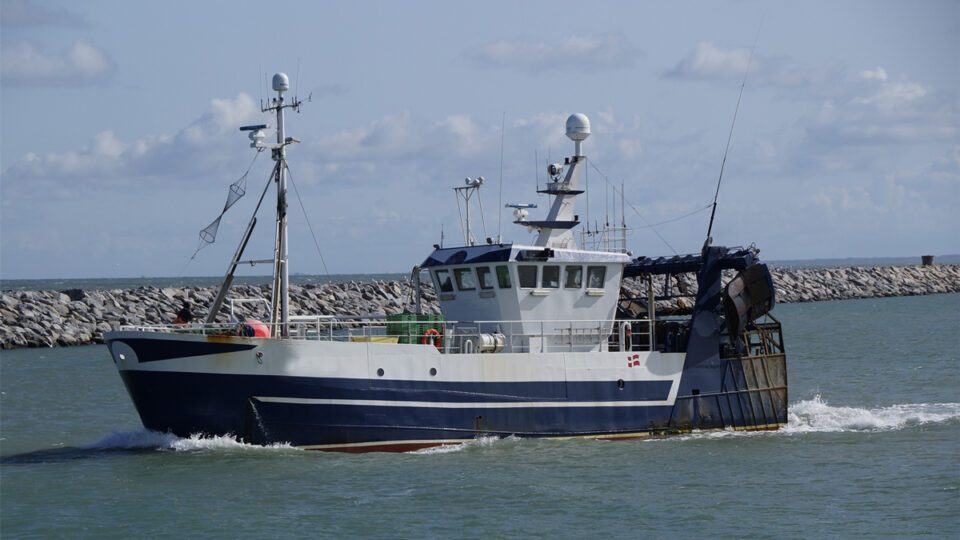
(118, 315, 657, 353)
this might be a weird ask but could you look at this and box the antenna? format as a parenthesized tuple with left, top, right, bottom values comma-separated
(295, 58, 301, 98)
(705, 22, 763, 249)
(497, 111, 505, 244)
(535, 149, 540, 192)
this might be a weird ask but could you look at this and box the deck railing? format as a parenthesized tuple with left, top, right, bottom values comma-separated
(119, 315, 655, 354)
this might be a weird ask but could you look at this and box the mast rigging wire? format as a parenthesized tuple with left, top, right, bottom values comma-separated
(588, 160, 678, 255)
(286, 164, 330, 275)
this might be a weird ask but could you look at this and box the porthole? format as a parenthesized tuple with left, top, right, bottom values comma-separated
(429, 367, 437, 376)
(377, 368, 384, 377)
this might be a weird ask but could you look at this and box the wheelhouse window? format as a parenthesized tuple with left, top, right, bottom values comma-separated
(564, 266, 583, 289)
(496, 265, 512, 288)
(586, 266, 606, 289)
(476, 266, 495, 290)
(454, 268, 477, 290)
(518, 265, 538, 288)
(542, 265, 560, 288)
(435, 269, 454, 293)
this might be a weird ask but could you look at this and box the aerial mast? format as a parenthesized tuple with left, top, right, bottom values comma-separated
(454, 177, 485, 246)
(264, 72, 302, 337)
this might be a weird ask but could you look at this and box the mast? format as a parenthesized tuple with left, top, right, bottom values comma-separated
(266, 73, 295, 337)
(205, 72, 302, 335)
(454, 177, 484, 246)
(515, 114, 590, 249)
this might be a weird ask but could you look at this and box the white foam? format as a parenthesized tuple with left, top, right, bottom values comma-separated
(86, 429, 295, 452)
(408, 435, 514, 455)
(785, 395, 960, 433)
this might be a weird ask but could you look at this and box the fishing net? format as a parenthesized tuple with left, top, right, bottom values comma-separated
(190, 151, 261, 259)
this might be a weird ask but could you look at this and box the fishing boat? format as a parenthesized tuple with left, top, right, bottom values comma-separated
(104, 73, 788, 451)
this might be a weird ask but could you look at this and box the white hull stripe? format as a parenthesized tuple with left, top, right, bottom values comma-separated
(298, 431, 659, 450)
(299, 438, 476, 450)
(253, 396, 673, 408)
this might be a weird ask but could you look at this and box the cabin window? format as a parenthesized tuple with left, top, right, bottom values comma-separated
(454, 268, 477, 291)
(564, 266, 583, 289)
(496, 265, 512, 288)
(476, 266, 495, 290)
(518, 265, 538, 288)
(435, 270, 454, 293)
(542, 266, 560, 288)
(587, 266, 606, 289)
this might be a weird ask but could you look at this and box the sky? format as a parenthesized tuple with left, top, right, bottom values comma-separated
(1, 0, 958, 279)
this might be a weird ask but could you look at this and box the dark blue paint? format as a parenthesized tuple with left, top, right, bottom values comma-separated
(118, 369, 678, 446)
(118, 338, 256, 362)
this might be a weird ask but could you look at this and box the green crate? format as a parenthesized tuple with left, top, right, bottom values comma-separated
(386, 313, 418, 344)
(417, 313, 445, 338)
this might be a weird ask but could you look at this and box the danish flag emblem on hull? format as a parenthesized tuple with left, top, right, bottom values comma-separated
(626, 354, 640, 368)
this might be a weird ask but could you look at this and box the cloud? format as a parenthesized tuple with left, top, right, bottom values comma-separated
(1, 93, 260, 195)
(665, 42, 841, 91)
(665, 41, 752, 79)
(803, 68, 955, 147)
(859, 67, 888, 82)
(1, 40, 114, 86)
(466, 34, 640, 73)
(852, 72, 927, 110)
(0, 0, 86, 28)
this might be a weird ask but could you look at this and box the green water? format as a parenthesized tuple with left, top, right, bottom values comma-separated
(2, 294, 958, 538)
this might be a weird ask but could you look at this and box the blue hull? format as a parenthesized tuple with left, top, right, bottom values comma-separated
(115, 352, 787, 449)
(109, 247, 789, 450)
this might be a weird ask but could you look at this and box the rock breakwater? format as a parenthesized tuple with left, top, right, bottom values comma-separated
(2, 264, 958, 349)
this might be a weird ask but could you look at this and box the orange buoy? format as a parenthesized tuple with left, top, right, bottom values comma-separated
(238, 319, 270, 338)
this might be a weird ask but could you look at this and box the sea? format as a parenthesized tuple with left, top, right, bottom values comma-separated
(1, 292, 958, 538)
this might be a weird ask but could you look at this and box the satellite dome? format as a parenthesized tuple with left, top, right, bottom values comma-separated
(565, 113, 591, 142)
(272, 73, 290, 93)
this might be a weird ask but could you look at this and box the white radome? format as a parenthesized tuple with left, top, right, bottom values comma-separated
(273, 72, 290, 93)
(565, 113, 591, 141)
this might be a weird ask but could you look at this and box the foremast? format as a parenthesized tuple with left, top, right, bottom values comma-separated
(205, 72, 302, 337)
(266, 73, 294, 337)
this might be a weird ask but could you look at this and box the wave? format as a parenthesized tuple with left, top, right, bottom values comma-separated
(784, 395, 960, 433)
(85, 429, 296, 452)
(409, 435, 515, 455)
(643, 396, 960, 443)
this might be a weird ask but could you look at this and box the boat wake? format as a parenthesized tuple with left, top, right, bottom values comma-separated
(85, 429, 296, 452)
(658, 395, 960, 443)
(409, 435, 516, 455)
(784, 395, 960, 433)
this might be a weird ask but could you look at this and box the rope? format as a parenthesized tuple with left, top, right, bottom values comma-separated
(626, 203, 712, 229)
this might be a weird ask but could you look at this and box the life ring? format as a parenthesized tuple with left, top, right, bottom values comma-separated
(421, 328, 442, 349)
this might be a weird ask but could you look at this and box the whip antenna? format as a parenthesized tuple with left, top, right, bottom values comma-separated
(705, 21, 762, 249)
